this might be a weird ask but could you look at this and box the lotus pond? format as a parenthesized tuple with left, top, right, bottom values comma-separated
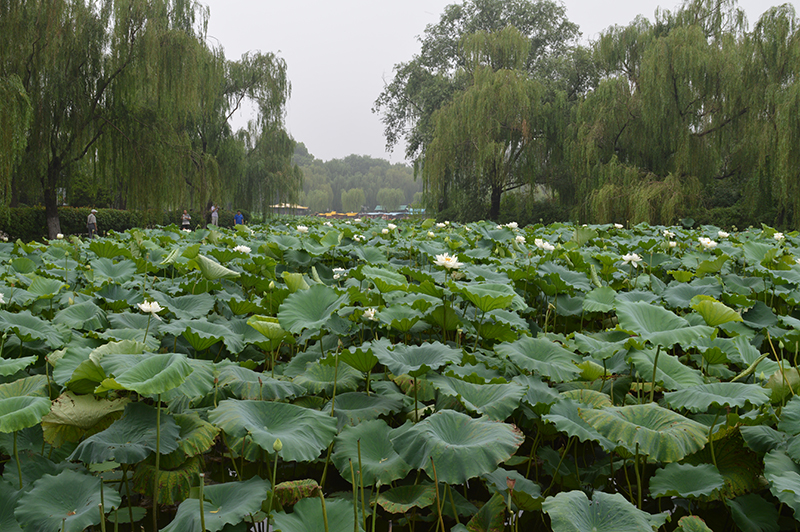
(1, 218, 800, 531)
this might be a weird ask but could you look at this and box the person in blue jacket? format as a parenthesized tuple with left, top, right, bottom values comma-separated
(234, 210, 244, 225)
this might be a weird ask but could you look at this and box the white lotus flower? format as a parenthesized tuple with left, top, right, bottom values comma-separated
(333, 267, 346, 280)
(233, 245, 251, 253)
(433, 253, 463, 270)
(0, 293, 5, 305)
(56, 233, 64, 240)
(354, 218, 362, 222)
(324, 221, 333, 226)
(614, 223, 623, 229)
(436, 223, 447, 228)
(669, 241, 677, 248)
(718, 231, 729, 238)
(698, 237, 717, 249)
(515, 235, 526, 244)
(427, 231, 435, 238)
(296, 225, 308, 233)
(387, 223, 397, 230)
(354, 234, 363, 242)
(534, 238, 555, 251)
(774, 232, 785, 241)
(663, 230, 675, 238)
(363, 307, 377, 321)
(138, 301, 163, 315)
(622, 253, 643, 268)
(382, 228, 389, 234)
(506, 222, 519, 229)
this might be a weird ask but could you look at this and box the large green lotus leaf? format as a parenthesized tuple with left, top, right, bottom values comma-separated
(0, 396, 51, 433)
(543, 490, 662, 532)
(0, 356, 37, 377)
(627, 347, 704, 390)
(361, 265, 408, 290)
(560, 389, 612, 409)
(451, 281, 523, 313)
(376, 305, 423, 332)
(95, 328, 159, 352)
(89, 239, 132, 259)
(377, 484, 436, 513)
(95, 284, 144, 309)
(161, 358, 215, 407)
(580, 403, 708, 462)
(482, 466, 543, 512)
(332, 419, 411, 486)
(740, 425, 788, 454)
(208, 400, 337, 462)
(149, 291, 215, 319)
(293, 360, 362, 396)
(572, 331, 636, 361)
(683, 431, 761, 499)
(26, 275, 67, 299)
(278, 283, 349, 335)
(778, 394, 800, 435)
(496, 337, 581, 383)
(131, 454, 203, 505)
(690, 297, 743, 327)
(538, 262, 593, 293)
(191, 254, 241, 280)
(0, 375, 48, 399)
(457, 491, 505, 532)
(615, 301, 714, 347)
(325, 340, 380, 373)
(164, 319, 245, 354)
(272, 496, 364, 532)
(247, 315, 291, 341)
(649, 463, 724, 498)
(69, 402, 180, 464)
(542, 399, 615, 451)
(582, 286, 617, 313)
(662, 281, 723, 309)
(391, 410, 523, 484)
(321, 391, 400, 429)
(53, 300, 108, 331)
(674, 515, 714, 532)
(373, 340, 462, 378)
(351, 245, 388, 265)
(174, 412, 220, 457)
(89, 257, 137, 284)
(15, 469, 121, 532)
(764, 449, 800, 519)
(664, 382, 770, 413)
(97, 353, 193, 395)
(0, 310, 65, 348)
(427, 374, 526, 420)
(282, 271, 310, 292)
(161, 476, 269, 532)
(216, 363, 303, 401)
(0, 479, 22, 531)
(725, 493, 780, 532)
(41, 391, 129, 447)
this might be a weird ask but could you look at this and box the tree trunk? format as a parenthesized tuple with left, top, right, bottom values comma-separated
(44, 160, 62, 239)
(489, 184, 502, 221)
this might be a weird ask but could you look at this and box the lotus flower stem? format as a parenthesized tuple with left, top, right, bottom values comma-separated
(634, 443, 642, 509)
(122, 465, 134, 525)
(413, 376, 419, 422)
(267, 442, 280, 531)
(13, 431, 21, 489)
(349, 460, 358, 532)
(543, 436, 574, 496)
(99, 476, 106, 532)
(650, 345, 661, 403)
(142, 314, 151, 344)
(358, 439, 367, 530)
(430, 457, 445, 532)
(320, 442, 334, 489)
(446, 483, 460, 525)
(318, 488, 330, 532)
(153, 393, 161, 532)
(525, 432, 541, 480)
(198, 473, 206, 532)
(708, 410, 722, 470)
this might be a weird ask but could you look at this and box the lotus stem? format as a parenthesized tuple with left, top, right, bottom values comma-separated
(708, 410, 722, 470)
(358, 439, 367, 530)
(153, 393, 162, 532)
(413, 376, 419, 422)
(199, 473, 206, 532)
(330, 342, 340, 417)
(122, 464, 134, 525)
(99, 475, 106, 532)
(446, 483, 460, 525)
(543, 436, 574, 496)
(371, 483, 378, 532)
(267, 439, 281, 531)
(143, 314, 151, 344)
(320, 442, 334, 489)
(525, 432, 540, 480)
(430, 457, 446, 532)
(350, 460, 358, 532)
(13, 431, 21, 489)
(318, 488, 330, 532)
(650, 345, 661, 403)
(634, 443, 642, 509)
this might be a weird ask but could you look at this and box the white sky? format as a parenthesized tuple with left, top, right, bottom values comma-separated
(202, 0, 788, 163)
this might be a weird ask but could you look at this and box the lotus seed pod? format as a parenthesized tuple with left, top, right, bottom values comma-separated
(273, 438, 283, 452)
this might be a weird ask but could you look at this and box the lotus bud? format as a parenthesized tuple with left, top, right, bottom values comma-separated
(273, 438, 283, 452)
(269, 281, 275, 290)
(506, 477, 516, 491)
(779, 340, 785, 350)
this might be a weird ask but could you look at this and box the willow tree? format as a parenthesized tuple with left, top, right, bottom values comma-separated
(569, 0, 752, 225)
(423, 27, 543, 220)
(0, 76, 31, 204)
(374, 0, 581, 218)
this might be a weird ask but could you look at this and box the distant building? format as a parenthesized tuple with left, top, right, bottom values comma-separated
(270, 203, 309, 215)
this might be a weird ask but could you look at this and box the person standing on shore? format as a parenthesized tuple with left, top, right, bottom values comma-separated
(87, 209, 98, 239)
(234, 210, 244, 225)
(181, 210, 191, 231)
(210, 204, 219, 226)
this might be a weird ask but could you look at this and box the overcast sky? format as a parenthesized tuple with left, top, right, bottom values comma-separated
(202, 0, 787, 163)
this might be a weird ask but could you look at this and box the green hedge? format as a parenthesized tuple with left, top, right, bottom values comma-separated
(0, 207, 254, 242)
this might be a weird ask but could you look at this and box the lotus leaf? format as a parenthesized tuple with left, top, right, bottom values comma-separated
(649, 463, 724, 498)
(0, 310, 65, 348)
(377, 484, 436, 512)
(373, 340, 462, 377)
(496, 337, 582, 382)
(192, 254, 241, 280)
(162, 476, 268, 532)
(332, 419, 411, 486)
(97, 353, 193, 396)
(427, 373, 526, 420)
(391, 410, 523, 484)
(0, 396, 51, 433)
(543, 490, 662, 532)
(323, 391, 403, 429)
(482, 467, 542, 511)
(725, 493, 780, 532)
(15, 469, 121, 532)
(53, 300, 108, 331)
(208, 399, 337, 462)
(149, 291, 215, 319)
(41, 391, 129, 447)
(674, 515, 714, 532)
(615, 301, 714, 347)
(278, 283, 349, 335)
(664, 382, 770, 412)
(216, 363, 303, 401)
(293, 360, 362, 396)
(580, 403, 708, 462)
(543, 399, 616, 451)
(627, 347, 704, 390)
(272, 496, 364, 532)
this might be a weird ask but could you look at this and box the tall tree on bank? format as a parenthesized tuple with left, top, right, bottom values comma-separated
(374, 0, 583, 220)
(1, 0, 298, 237)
